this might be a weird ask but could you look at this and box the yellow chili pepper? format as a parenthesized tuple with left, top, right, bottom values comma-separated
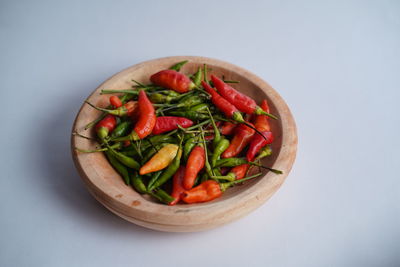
(139, 144, 179, 175)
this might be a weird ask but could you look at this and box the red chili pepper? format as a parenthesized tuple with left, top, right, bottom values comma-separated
(211, 75, 277, 119)
(183, 146, 205, 190)
(95, 114, 117, 140)
(150, 70, 195, 93)
(253, 99, 271, 132)
(109, 96, 122, 108)
(131, 90, 156, 140)
(169, 166, 186, 206)
(204, 134, 214, 141)
(230, 164, 250, 180)
(222, 123, 255, 158)
(219, 121, 237, 135)
(182, 180, 222, 204)
(123, 140, 131, 147)
(246, 99, 274, 162)
(246, 131, 274, 162)
(201, 81, 245, 123)
(152, 116, 193, 135)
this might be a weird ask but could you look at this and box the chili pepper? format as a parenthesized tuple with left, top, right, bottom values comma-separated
(219, 121, 237, 135)
(246, 99, 273, 161)
(253, 99, 271, 131)
(181, 180, 221, 204)
(141, 143, 169, 164)
(215, 157, 282, 174)
(246, 131, 274, 162)
(130, 172, 147, 194)
(139, 144, 179, 175)
(189, 103, 208, 112)
(107, 145, 141, 170)
(201, 81, 246, 124)
(152, 116, 194, 135)
(222, 123, 255, 158)
(86, 100, 137, 117)
(183, 146, 205, 190)
(192, 67, 202, 86)
(110, 121, 132, 139)
(105, 150, 130, 185)
(175, 94, 204, 108)
(123, 140, 131, 147)
(149, 90, 186, 103)
(148, 141, 183, 190)
(183, 173, 260, 203)
(183, 136, 197, 161)
(169, 60, 188, 71)
(147, 171, 162, 191)
(211, 138, 230, 167)
(150, 70, 195, 93)
(109, 95, 123, 108)
(230, 164, 250, 180)
(211, 75, 277, 119)
(95, 114, 117, 140)
(131, 90, 156, 140)
(84, 93, 134, 130)
(199, 127, 214, 178)
(214, 157, 248, 168)
(169, 166, 186, 205)
(149, 188, 175, 204)
(168, 111, 209, 121)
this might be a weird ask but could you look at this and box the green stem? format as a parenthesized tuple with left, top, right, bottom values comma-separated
(220, 172, 263, 191)
(200, 127, 214, 177)
(101, 89, 139, 95)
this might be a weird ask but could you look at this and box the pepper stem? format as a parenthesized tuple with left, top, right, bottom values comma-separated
(255, 106, 278, 120)
(220, 172, 263, 191)
(199, 127, 215, 177)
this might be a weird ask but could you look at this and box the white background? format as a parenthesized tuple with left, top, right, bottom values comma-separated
(1, 1, 399, 266)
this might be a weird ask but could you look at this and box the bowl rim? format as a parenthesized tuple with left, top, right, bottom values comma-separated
(71, 56, 297, 229)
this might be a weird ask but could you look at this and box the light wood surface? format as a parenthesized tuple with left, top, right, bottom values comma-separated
(71, 56, 298, 232)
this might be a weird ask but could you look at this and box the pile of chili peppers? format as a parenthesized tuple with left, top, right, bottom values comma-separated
(75, 60, 282, 205)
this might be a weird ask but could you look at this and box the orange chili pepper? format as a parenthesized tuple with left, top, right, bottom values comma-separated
(109, 95, 123, 108)
(182, 180, 222, 204)
(183, 146, 205, 190)
(131, 90, 156, 140)
(230, 164, 250, 180)
(169, 166, 186, 206)
(222, 123, 255, 158)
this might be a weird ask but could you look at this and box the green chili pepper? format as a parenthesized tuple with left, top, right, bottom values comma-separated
(193, 67, 202, 86)
(183, 135, 199, 162)
(168, 111, 209, 121)
(105, 150, 130, 185)
(110, 121, 132, 139)
(147, 171, 162, 191)
(189, 103, 208, 112)
(211, 138, 230, 167)
(169, 60, 188, 71)
(107, 145, 141, 170)
(130, 172, 147, 194)
(149, 188, 175, 204)
(148, 141, 183, 190)
(177, 95, 204, 108)
(214, 157, 248, 168)
(206, 107, 221, 148)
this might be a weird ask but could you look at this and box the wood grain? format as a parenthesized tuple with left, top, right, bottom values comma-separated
(71, 56, 298, 232)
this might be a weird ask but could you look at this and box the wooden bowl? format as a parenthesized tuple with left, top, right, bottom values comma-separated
(71, 56, 297, 232)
